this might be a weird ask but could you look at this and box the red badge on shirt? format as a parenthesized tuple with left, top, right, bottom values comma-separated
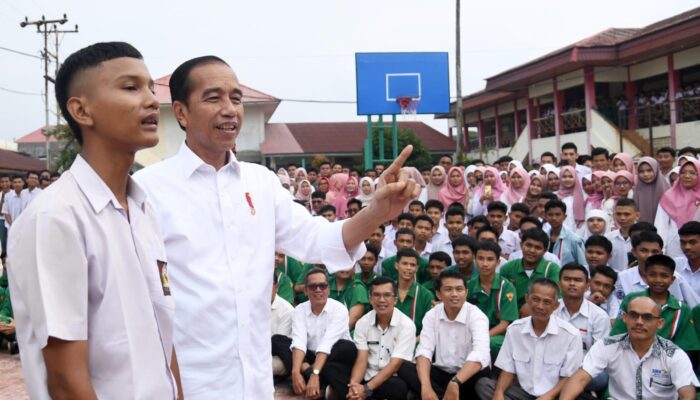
(157, 261, 171, 296)
(245, 192, 256, 215)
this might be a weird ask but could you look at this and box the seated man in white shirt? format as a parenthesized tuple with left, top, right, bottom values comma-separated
(398, 269, 491, 399)
(345, 277, 416, 400)
(291, 268, 357, 399)
(270, 272, 295, 379)
(560, 296, 699, 400)
(555, 263, 611, 394)
(508, 216, 560, 264)
(475, 278, 583, 400)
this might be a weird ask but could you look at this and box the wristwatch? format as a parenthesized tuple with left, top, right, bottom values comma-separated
(450, 375, 463, 385)
(312, 368, 321, 376)
(363, 383, 374, 397)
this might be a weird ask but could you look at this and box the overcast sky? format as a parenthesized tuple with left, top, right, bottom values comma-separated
(0, 0, 697, 142)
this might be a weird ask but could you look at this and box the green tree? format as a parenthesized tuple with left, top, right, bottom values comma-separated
(365, 127, 433, 170)
(47, 125, 80, 172)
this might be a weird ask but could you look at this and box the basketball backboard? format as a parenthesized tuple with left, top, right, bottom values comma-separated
(355, 52, 450, 115)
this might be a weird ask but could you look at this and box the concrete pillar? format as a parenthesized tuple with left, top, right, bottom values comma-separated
(584, 66, 596, 152)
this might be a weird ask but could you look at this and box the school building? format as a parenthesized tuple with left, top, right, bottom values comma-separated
(450, 6, 700, 164)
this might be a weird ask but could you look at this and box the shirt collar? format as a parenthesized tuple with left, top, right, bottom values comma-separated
(523, 316, 559, 337)
(70, 155, 146, 213)
(176, 141, 240, 179)
(557, 299, 591, 318)
(438, 302, 469, 324)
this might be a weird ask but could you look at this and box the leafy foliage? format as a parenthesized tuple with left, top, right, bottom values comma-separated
(47, 125, 80, 172)
(365, 127, 433, 170)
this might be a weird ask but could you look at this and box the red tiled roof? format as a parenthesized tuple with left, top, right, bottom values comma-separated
(262, 122, 455, 155)
(0, 148, 45, 172)
(15, 126, 58, 144)
(154, 74, 279, 104)
(260, 123, 303, 154)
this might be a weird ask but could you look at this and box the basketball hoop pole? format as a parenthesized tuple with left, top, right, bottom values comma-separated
(363, 114, 400, 170)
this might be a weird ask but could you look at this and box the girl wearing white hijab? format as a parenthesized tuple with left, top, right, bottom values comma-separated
(576, 209, 611, 240)
(355, 177, 375, 207)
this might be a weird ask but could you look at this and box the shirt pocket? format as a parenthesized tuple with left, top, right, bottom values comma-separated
(512, 350, 531, 374)
(543, 349, 566, 367)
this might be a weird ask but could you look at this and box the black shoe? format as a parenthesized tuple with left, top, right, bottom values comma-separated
(8, 341, 18, 355)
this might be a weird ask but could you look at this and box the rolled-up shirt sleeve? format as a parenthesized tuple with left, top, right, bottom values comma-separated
(316, 306, 349, 354)
(466, 307, 492, 369)
(414, 310, 436, 361)
(290, 306, 308, 353)
(272, 172, 365, 274)
(9, 208, 88, 347)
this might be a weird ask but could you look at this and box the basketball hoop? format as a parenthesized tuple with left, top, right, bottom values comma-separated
(397, 97, 419, 119)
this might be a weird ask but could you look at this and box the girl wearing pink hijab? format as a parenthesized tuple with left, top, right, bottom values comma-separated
(557, 166, 586, 230)
(438, 167, 468, 210)
(501, 166, 530, 210)
(427, 165, 447, 200)
(656, 159, 700, 258)
(472, 166, 506, 216)
(634, 157, 669, 223)
(585, 171, 606, 213)
(611, 153, 635, 176)
(335, 175, 358, 219)
(326, 173, 348, 210)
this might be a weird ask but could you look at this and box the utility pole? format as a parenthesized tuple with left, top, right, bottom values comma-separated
(20, 14, 78, 169)
(51, 23, 79, 126)
(455, 0, 465, 162)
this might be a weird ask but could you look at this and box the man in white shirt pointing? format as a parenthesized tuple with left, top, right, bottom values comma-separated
(133, 55, 420, 400)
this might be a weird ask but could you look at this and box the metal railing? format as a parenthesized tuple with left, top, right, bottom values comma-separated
(678, 96, 700, 123)
(533, 116, 555, 137)
(561, 109, 585, 133)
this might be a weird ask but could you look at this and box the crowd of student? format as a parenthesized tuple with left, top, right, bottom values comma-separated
(269, 143, 700, 399)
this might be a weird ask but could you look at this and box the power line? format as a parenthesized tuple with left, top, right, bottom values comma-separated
(0, 45, 42, 59)
(0, 86, 42, 96)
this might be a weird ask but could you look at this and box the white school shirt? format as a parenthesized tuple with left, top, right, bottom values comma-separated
(271, 294, 294, 337)
(8, 155, 176, 400)
(554, 299, 611, 354)
(495, 316, 583, 397)
(20, 187, 42, 208)
(415, 302, 491, 374)
(354, 308, 416, 381)
(290, 298, 351, 354)
(674, 257, 700, 297)
(614, 266, 700, 308)
(133, 143, 363, 400)
(583, 335, 700, 400)
(498, 229, 519, 256)
(1, 190, 23, 229)
(605, 229, 631, 272)
(585, 289, 621, 319)
(561, 195, 577, 232)
(508, 249, 560, 265)
(655, 206, 684, 258)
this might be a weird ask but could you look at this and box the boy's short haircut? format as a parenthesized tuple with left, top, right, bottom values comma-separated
(425, 199, 445, 213)
(397, 212, 416, 226)
(544, 199, 567, 213)
(528, 278, 560, 296)
(476, 240, 502, 258)
(561, 142, 578, 152)
(50, 172, 61, 179)
(306, 167, 318, 174)
(304, 267, 329, 285)
(467, 215, 489, 227)
(519, 216, 543, 230)
(615, 198, 637, 210)
(476, 225, 499, 240)
(577, 155, 591, 165)
(55, 42, 144, 145)
(560, 262, 589, 280)
(629, 222, 657, 236)
(451, 234, 477, 253)
(364, 243, 379, 259)
(26, 171, 39, 179)
(645, 254, 676, 274)
(510, 202, 531, 215)
(311, 191, 326, 200)
(487, 201, 508, 214)
(319, 204, 336, 215)
(346, 198, 362, 209)
(436, 269, 466, 291)
(320, 161, 331, 168)
(591, 265, 618, 285)
(445, 207, 466, 220)
(539, 191, 558, 202)
(631, 231, 664, 249)
(415, 214, 435, 228)
(679, 221, 700, 236)
(521, 228, 549, 249)
(656, 146, 676, 157)
(376, 224, 386, 233)
(448, 202, 466, 212)
(585, 235, 613, 254)
(409, 199, 425, 209)
(396, 248, 420, 264)
(395, 227, 416, 240)
(591, 147, 610, 159)
(429, 251, 452, 266)
(678, 146, 698, 157)
(368, 276, 397, 294)
(540, 151, 557, 163)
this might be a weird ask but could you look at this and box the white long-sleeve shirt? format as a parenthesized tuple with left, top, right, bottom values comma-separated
(290, 298, 351, 354)
(133, 143, 364, 400)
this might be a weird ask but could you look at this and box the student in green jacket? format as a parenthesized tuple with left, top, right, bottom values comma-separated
(422, 251, 451, 297)
(394, 248, 434, 334)
(611, 254, 700, 352)
(355, 244, 379, 286)
(329, 267, 369, 331)
(446, 235, 479, 280)
(500, 228, 560, 315)
(467, 240, 518, 359)
(381, 228, 429, 283)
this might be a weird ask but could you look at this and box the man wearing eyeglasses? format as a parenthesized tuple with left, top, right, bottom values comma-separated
(560, 296, 699, 400)
(341, 276, 416, 400)
(290, 268, 357, 399)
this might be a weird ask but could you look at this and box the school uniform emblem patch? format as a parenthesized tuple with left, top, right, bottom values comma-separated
(506, 292, 514, 302)
(157, 260, 171, 296)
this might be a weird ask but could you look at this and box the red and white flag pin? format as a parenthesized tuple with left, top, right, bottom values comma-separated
(245, 192, 256, 215)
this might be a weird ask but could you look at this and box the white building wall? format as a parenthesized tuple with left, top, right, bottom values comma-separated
(630, 57, 668, 81)
(673, 45, 700, 70)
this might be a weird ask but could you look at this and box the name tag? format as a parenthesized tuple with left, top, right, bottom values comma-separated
(157, 261, 171, 296)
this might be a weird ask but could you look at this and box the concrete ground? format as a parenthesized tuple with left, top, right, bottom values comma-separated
(0, 351, 303, 399)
